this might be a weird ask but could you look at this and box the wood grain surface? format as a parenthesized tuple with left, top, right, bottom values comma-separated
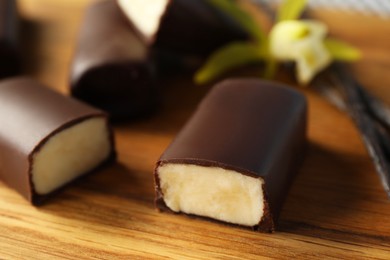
(1, 0, 390, 259)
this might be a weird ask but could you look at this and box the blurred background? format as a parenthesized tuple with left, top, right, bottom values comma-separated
(13, 0, 390, 102)
(255, 0, 390, 18)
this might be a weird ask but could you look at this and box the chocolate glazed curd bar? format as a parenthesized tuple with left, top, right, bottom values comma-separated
(70, 0, 158, 120)
(117, 0, 248, 56)
(0, 0, 20, 79)
(70, 0, 248, 120)
(0, 78, 115, 205)
(155, 79, 307, 232)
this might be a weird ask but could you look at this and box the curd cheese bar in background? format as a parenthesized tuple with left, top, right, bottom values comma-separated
(117, 0, 248, 56)
(155, 79, 307, 232)
(0, 0, 20, 79)
(0, 78, 116, 205)
(70, 0, 158, 120)
(70, 0, 248, 120)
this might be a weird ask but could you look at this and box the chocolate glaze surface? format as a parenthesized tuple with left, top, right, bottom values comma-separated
(70, 0, 158, 120)
(153, 0, 249, 56)
(118, 0, 249, 73)
(0, 77, 116, 205)
(0, 0, 20, 78)
(155, 79, 307, 232)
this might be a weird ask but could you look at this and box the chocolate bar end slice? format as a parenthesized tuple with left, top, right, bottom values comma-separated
(155, 79, 307, 232)
(70, 0, 158, 120)
(0, 77, 115, 205)
(157, 163, 267, 228)
(31, 116, 113, 198)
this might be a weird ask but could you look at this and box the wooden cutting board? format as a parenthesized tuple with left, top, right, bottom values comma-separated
(1, 0, 390, 259)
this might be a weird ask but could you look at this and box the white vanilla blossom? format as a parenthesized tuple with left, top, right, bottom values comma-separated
(270, 20, 332, 84)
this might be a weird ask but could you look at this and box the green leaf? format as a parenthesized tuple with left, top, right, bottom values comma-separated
(208, 0, 265, 42)
(324, 38, 362, 61)
(260, 37, 278, 79)
(263, 58, 278, 79)
(194, 42, 264, 85)
(277, 0, 307, 22)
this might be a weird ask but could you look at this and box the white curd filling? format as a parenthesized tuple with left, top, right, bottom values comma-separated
(32, 117, 111, 195)
(158, 164, 264, 226)
(118, 0, 170, 40)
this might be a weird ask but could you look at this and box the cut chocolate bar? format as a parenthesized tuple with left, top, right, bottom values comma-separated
(0, 77, 116, 205)
(70, 0, 158, 120)
(155, 79, 307, 232)
(117, 0, 248, 56)
(0, 0, 20, 78)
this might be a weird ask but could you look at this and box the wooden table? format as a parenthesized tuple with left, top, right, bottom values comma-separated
(1, 0, 390, 259)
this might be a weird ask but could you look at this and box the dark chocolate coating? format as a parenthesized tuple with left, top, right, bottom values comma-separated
(0, 77, 116, 205)
(153, 0, 249, 56)
(70, 0, 158, 120)
(155, 79, 307, 232)
(0, 0, 20, 78)
(119, 0, 248, 57)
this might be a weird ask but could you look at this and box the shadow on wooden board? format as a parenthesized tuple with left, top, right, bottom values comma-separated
(280, 142, 390, 245)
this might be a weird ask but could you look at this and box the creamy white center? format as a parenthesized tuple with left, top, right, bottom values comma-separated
(32, 117, 111, 195)
(117, 0, 170, 40)
(158, 164, 264, 226)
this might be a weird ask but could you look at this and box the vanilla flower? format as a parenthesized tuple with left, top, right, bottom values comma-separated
(270, 20, 331, 84)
